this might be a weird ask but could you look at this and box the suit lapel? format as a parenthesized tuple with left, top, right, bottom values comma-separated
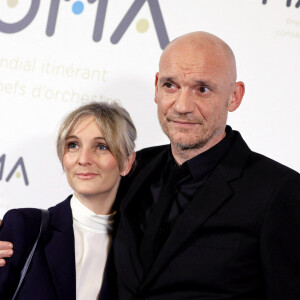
(118, 146, 169, 281)
(44, 197, 76, 300)
(121, 145, 169, 234)
(120, 145, 169, 212)
(140, 133, 251, 290)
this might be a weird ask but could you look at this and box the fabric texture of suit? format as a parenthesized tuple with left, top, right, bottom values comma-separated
(114, 129, 300, 299)
(0, 196, 113, 300)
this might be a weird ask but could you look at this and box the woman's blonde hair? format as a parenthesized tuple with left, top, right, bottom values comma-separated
(57, 102, 136, 170)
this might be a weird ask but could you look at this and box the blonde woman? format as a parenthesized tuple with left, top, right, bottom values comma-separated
(0, 102, 136, 300)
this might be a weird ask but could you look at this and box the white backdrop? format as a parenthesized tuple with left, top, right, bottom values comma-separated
(0, 0, 300, 217)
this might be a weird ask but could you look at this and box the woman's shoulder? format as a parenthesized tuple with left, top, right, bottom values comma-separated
(0, 208, 44, 271)
(1, 208, 42, 240)
(0, 196, 73, 243)
(3, 207, 41, 220)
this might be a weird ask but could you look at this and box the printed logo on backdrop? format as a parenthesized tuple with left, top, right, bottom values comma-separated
(262, 0, 300, 7)
(0, 0, 169, 49)
(262, 0, 300, 38)
(0, 0, 169, 104)
(0, 154, 29, 186)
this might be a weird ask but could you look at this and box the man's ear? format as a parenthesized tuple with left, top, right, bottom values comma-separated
(228, 81, 245, 112)
(121, 152, 136, 176)
(154, 72, 159, 104)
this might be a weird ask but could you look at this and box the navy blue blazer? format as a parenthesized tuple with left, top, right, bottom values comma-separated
(0, 196, 114, 300)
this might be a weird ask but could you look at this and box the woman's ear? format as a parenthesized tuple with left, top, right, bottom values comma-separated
(121, 152, 136, 176)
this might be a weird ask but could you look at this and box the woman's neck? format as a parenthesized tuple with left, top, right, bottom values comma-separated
(74, 192, 116, 215)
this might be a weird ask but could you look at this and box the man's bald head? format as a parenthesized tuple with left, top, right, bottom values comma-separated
(160, 31, 237, 83)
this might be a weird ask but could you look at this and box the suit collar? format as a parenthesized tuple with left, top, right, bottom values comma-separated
(120, 145, 169, 213)
(44, 196, 76, 300)
(184, 125, 235, 181)
(47, 195, 73, 232)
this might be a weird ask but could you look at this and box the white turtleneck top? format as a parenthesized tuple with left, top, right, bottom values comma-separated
(70, 195, 115, 300)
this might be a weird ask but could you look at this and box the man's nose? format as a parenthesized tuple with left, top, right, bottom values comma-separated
(173, 89, 195, 113)
(78, 147, 93, 166)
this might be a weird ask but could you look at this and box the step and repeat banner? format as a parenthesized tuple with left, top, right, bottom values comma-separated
(0, 0, 299, 216)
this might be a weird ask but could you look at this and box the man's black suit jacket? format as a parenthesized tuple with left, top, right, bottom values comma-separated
(114, 129, 300, 299)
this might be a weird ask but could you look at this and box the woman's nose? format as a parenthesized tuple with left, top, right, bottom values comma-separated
(78, 148, 93, 166)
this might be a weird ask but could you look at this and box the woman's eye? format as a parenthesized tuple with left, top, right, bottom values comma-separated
(67, 142, 78, 149)
(97, 144, 108, 151)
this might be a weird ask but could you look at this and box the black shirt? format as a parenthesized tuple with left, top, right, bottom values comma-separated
(151, 126, 235, 223)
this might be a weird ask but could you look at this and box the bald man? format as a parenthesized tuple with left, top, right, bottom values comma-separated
(114, 32, 300, 299)
(1, 32, 300, 299)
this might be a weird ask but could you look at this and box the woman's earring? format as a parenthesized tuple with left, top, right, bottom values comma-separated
(122, 171, 126, 176)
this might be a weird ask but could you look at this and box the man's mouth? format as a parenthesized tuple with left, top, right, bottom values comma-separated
(168, 118, 201, 127)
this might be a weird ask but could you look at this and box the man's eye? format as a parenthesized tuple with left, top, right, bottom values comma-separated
(163, 82, 175, 89)
(67, 142, 78, 149)
(199, 86, 209, 93)
(97, 143, 108, 151)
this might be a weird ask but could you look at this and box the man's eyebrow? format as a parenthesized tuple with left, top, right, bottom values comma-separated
(159, 77, 214, 86)
(159, 76, 175, 83)
(194, 80, 213, 86)
(194, 80, 217, 90)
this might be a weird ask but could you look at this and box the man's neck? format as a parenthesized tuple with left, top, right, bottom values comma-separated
(171, 131, 226, 165)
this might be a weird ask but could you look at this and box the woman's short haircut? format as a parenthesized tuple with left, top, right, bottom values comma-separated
(57, 102, 136, 170)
